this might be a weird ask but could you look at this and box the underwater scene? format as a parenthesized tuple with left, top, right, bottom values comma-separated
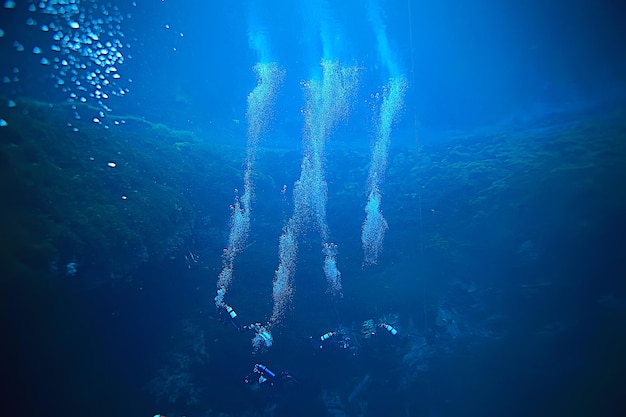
(1, 0, 625, 416)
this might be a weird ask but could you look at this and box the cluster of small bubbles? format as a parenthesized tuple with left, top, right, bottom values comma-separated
(215, 266, 233, 308)
(228, 195, 250, 252)
(1, 0, 133, 128)
(214, 286, 226, 308)
(246, 63, 284, 147)
(250, 323, 273, 353)
(361, 189, 388, 265)
(213, 193, 250, 309)
(270, 225, 297, 324)
(291, 160, 327, 234)
(361, 76, 406, 265)
(378, 77, 407, 139)
(312, 60, 359, 130)
(322, 242, 342, 294)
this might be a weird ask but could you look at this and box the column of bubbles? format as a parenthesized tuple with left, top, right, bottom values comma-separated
(215, 62, 284, 320)
(361, 77, 406, 265)
(361, 0, 407, 265)
(270, 60, 358, 327)
(1, 0, 133, 129)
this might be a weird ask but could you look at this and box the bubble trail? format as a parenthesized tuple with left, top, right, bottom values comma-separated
(362, 76, 406, 265)
(215, 62, 284, 310)
(361, 0, 407, 265)
(270, 60, 358, 325)
(367, 0, 400, 78)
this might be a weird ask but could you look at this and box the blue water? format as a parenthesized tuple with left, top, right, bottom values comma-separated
(1, 1, 625, 417)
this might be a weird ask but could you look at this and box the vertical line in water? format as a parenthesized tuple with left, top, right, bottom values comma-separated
(406, 0, 427, 334)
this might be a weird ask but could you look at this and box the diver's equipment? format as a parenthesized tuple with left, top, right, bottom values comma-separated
(379, 323, 398, 336)
(224, 304, 237, 319)
(255, 363, 276, 384)
(320, 331, 335, 341)
(340, 336, 351, 349)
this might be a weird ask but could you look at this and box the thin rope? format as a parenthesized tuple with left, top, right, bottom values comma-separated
(406, 0, 427, 334)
